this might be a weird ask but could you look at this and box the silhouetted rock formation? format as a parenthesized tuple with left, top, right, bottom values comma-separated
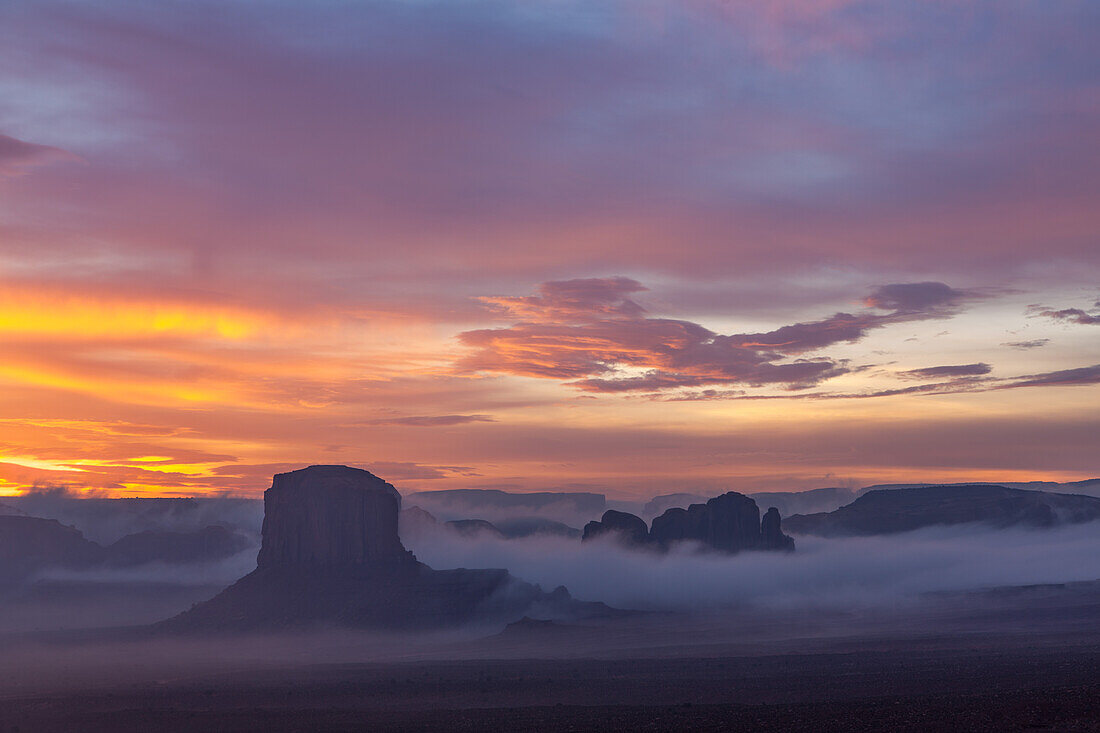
(403, 513, 581, 542)
(650, 492, 764, 552)
(582, 510, 651, 547)
(582, 494, 795, 554)
(257, 466, 409, 568)
(104, 525, 252, 567)
(759, 507, 796, 551)
(495, 518, 581, 539)
(398, 505, 439, 541)
(0, 516, 103, 585)
(784, 484, 1100, 537)
(163, 465, 612, 631)
(855, 478, 1100, 499)
(446, 519, 506, 538)
(0, 515, 254, 587)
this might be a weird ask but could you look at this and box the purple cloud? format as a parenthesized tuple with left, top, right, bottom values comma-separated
(1002, 339, 1050, 350)
(863, 282, 975, 314)
(0, 133, 75, 176)
(1032, 306, 1100, 326)
(899, 363, 992, 380)
(459, 278, 978, 393)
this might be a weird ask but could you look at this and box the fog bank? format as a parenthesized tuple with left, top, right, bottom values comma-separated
(404, 521, 1100, 610)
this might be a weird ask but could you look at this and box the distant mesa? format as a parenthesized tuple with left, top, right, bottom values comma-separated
(104, 525, 253, 567)
(445, 518, 506, 539)
(785, 484, 1100, 537)
(748, 487, 852, 517)
(641, 487, 851, 522)
(642, 493, 709, 520)
(401, 509, 581, 541)
(0, 514, 251, 587)
(493, 517, 581, 539)
(162, 465, 612, 632)
(0, 516, 102, 586)
(494, 615, 580, 641)
(855, 478, 1100, 500)
(583, 492, 795, 554)
(405, 488, 605, 525)
(398, 505, 439, 538)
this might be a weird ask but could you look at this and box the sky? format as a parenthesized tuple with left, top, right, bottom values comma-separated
(0, 0, 1097, 499)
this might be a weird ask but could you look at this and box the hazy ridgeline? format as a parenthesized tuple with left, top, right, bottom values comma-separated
(1, 481, 1099, 634)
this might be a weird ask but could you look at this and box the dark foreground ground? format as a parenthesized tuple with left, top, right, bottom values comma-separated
(2, 581, 1099, 731)
(1, 647, 1099, 732)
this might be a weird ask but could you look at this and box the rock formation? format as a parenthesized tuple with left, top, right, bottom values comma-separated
(582, 493, 795, 554)
(759, 507, 796, 551)
(398, 505, 439, 541)
(494, 518, 581, 539)
(406, 489, 605, 525)
(256, 465, 409, 568)
(0, 516, 103, 586)
(749, 487, 852, 517)
(104, 525, 253, 567)
(446, 519, 506, 538)
(161, 465, 612, 632)
(650, 492, 764, 552)
(784, 484, 1100, 537)
(582, 510, 651, 547)
(0, 514, 256, 587)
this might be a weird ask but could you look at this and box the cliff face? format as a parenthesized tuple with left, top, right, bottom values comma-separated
(256, 465, 410, 568)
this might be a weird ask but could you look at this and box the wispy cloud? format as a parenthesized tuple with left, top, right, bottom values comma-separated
(459, 278, 980, 394)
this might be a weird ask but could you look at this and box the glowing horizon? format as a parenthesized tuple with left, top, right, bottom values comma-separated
(0, 0, 1097, 500)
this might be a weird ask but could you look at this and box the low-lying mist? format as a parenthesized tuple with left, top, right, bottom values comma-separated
(403, 521, 1100, 611)
(5, 487, 263, 545)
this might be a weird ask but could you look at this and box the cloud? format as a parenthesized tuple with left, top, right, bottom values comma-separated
(1001, 365, 1100, 389)
(478, 277, 648, 322)
(863, 282, 976, 315)
(649, 362, 1100, 402)
(458, 278, 975, 393)
(209, 461, 479, 483)
(361, 414, 496, 427)
(403, 520, 1100, 611)
(1002, 339, 1049, 350)
(367, 462, 481, 481)
(899, 363, 992, 380)
(0, 133, 76, 177)
(1030, 303, 1100, 326)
